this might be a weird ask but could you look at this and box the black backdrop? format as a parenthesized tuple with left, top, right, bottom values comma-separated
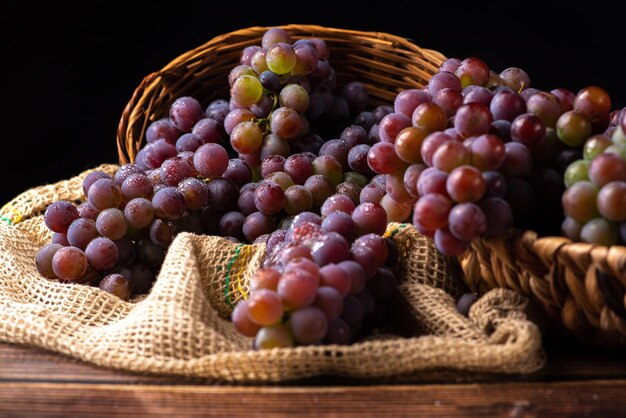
(3, 1, 625, 205)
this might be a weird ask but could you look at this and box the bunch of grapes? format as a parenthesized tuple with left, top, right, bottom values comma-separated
(36, 169, 163, 299)
(34, 27, 401, 334)
(232, 196, 398, 348)
(364, 56, 624, 255)
(561, 108, 626, 245)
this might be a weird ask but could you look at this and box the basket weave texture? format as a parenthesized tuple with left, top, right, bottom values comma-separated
(462, 232, 626, 346)
(0, 165, 544, 381)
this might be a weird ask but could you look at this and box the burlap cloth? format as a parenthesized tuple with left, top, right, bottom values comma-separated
(0, 165, 544, 382)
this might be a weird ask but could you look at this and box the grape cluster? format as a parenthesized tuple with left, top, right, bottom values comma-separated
(365, 56, 624, 255)
(37, 171, 161, 299)
(232, 198, 398, 348)
(35, 28, 402, 346)
(561, 107, 626, 245)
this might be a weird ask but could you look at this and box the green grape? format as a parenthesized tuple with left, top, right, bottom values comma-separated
(556, 111, 592, 147)
(604, 144, 626, 159)
(580, 218, 618, 246)
(266, 43, 297, 75)
(564, 159, 590, 187)
(255, 324, 294, 349)
(612, 126, 626, 145)
(342, 172, 369, 188)
(583, 135, 612, 160)
(230, 75, 263, 107)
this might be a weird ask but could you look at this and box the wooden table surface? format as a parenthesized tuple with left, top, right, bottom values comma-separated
(1, 335, 625, 418)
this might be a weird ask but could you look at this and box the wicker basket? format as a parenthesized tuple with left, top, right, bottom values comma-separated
(115, 24, 626, 347)
(462, 231, 626, 346)
(116, 24, 445, 164)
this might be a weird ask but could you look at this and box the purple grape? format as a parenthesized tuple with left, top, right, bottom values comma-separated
(169, 96, 204, 132)
(44, 201, 79, 233)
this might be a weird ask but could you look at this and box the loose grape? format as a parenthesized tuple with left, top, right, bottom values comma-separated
(394, 127, 428, 164)
(367, 142, 404, 174)
(490, 91, 526, 122)
(99, 273, 132, 300)
(255, 325, 294, 349)
(499, 67, 531, 92)
(52, 246, 88, 281)
(85, 237, 118, 271)
(232, 300, 261, 338)
(67, 218, 98, 250)
(564, 160, 590, 188)
(597, 181, 626, 222)
(169, 96, 204, 132)
(194, 143, 229, 178)
(351, 202, 387, 235)
(413, 193, 452, 231)
(580, 218, 618, 246)
(446, 166, 486, 203)
(394, 89, 432, 118)
(574, 86, 611, 122)
(152, 187, 185, 221)
(456, 57, 490, 87)
(266, 43, 297, 74)
(230, 75, 263, 107)
(378, 112, 411, 143)
(434, 227, 470, 256)
(562, 181, 600, 222)
(35, 244, 63, 279)
(454, 103, 493, 138)
(289, 306, 328, 345)
(588, 153, 626, 187)
(511, 113, 546, 148)
(556, 111, 592, 147)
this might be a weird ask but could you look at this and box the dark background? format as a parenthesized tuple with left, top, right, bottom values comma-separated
(2, 1, 625, 205)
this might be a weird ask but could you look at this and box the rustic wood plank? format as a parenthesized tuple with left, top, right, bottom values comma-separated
(0, 343, 193, 384)
(0, 380, 624, 417)
(2, 340, 625, 385)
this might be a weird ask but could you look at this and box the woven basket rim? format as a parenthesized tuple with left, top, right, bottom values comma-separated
(115, 24, 446, 165)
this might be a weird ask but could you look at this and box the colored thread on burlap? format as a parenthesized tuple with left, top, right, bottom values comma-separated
(235, 244, 253, 300)
(384, 223, 408, 238)
(223, 243, 244, 307)
(0, 202, 24, 226)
